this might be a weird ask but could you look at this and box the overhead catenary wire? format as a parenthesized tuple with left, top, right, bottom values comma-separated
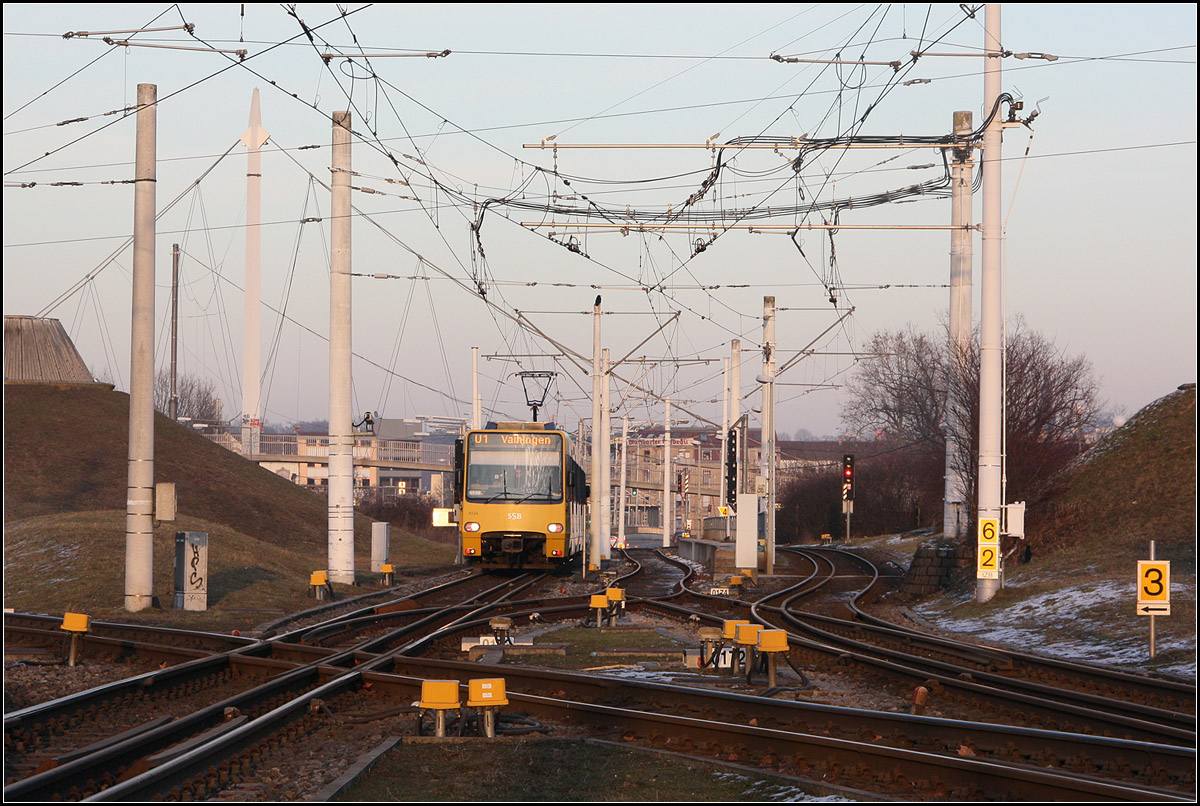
(10, 5, 1170, 434)
(3, 5, 177, 122)
(264, 134, 734, 424)
(34, 138, 243, 318)
(4, 5, 372, 177)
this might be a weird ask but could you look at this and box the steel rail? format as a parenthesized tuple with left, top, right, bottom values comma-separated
(72, 654, 1193, 803)
(642, 592, 1195, 747)
(813, 544, 1196, 704)
(370, 654, 1197, 785)
(783, 547, 1196, 727)
(2, 575, 536, 800)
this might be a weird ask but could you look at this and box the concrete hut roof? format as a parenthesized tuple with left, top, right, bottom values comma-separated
(4, 316, 96, 385)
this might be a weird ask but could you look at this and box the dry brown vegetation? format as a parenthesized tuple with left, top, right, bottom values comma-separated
(1029, 384, 1196, 569)
(3, 382, 454, 629)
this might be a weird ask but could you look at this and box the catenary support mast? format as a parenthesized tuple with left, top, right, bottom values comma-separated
(241, 88, 267, 456)
(125, 83, 157, 612)
(977, 4, 1004, 603)
(945, 110, 974, 540)
(328, 110, 355, 585)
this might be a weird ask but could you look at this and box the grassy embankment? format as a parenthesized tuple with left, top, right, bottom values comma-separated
(4, 383, 455, 632)
(882, 384, 1196, 674)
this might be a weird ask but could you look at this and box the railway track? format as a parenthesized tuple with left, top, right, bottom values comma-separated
(647, 547, 1193, 748)
(772, 548, 1195, 737)
(3, 548, 1194, 801)
(3, 571, 538, 801)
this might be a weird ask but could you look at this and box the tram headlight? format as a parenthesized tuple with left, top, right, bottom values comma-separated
(547, 523, 564, 533)
(464, 522, 480, 532)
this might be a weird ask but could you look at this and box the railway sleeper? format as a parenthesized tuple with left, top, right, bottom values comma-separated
(723, 744, 752, 763)
(873, 766, 908, 788)
(995, 741, 1023, 761)
(1145, 763, 1172, 786)
(914, 776, 950, 798)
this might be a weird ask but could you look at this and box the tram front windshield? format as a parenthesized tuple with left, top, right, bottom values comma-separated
(465, 432, 563, 503)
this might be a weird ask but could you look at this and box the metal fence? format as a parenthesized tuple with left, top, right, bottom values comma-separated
(199, 432, 453, 466)
(300, 484, 436, 506)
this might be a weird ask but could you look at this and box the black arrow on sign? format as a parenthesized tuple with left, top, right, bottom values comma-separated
(1139, 604, 1169, 613)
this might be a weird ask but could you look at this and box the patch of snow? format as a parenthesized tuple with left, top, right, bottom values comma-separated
(713, 772, 850, 802)
(912, 577, 1197, 678)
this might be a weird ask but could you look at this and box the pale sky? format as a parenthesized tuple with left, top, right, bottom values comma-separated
(4, 4, 1196, 437)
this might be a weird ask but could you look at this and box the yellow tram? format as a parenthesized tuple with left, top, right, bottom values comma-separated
(455, 422, 587, 570)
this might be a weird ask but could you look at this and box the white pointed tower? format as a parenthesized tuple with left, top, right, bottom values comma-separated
(241, 88, 269, 454)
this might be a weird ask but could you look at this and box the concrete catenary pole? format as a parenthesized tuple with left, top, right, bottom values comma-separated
(662, 396, 672, 548)
(731, 338, 742, 500)
(977, 5, 1004, 603)
(720, 355, 729, 509)
(328, 110, 355, 585)
(944, 110, 974, 540)
(761, 296, 776, 574)
(241, 88, 268, 456)
(125, 83, 157, 612)
(579, 417, 589, 580)
(170, 243, 180, 421)
(618, 415, 629, 548)
(600, 349, 612, 560)
(590, 296, 603, 568)
(471, 346, 482, 430)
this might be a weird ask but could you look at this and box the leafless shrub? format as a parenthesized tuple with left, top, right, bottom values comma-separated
(153, 368, 223, 421)
(838, 317, 1103, 539)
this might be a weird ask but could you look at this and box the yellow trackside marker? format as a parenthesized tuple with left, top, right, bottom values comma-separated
(61, 613, 90, 667)
(976, 518, 1000, 580)
(418, 679, 461, 710)
(976, 543, 999, 579)
(467, 678, 509, 708)
(61, 613, 90, 633)
(1137, 561, 1171, 616)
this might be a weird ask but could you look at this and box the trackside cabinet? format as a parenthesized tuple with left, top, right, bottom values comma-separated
(173, 531, 209, 611)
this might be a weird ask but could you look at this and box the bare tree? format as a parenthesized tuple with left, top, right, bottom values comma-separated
(841, 318, 1104, 531)
(972, 320, 1102, 505)
(153, 368, 223, 422)
(843, 325, 947, 445)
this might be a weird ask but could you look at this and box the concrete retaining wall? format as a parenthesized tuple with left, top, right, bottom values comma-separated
(900, 541, 964, 595)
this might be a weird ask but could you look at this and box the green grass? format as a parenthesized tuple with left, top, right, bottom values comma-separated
(4, 383, 357, 548)
(336, 739, 832, 802)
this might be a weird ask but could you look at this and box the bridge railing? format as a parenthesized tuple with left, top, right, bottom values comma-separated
(199, 432, 453, 466)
